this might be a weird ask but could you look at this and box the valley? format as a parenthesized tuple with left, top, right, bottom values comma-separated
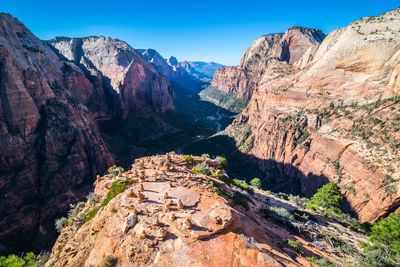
(0, 5, 400, 267)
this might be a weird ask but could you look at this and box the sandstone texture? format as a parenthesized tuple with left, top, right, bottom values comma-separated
(0, 13, 114, 252)
(224, 8, 400, 222)
(210, 27, 325, 101)
(47, 154, 366, 267)
(51, 38, 175, 118)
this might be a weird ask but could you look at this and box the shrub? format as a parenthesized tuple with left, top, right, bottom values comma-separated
(215, 156, 228, 167)
(84, 206, 100, 222)
(107, 165, 124, 176)
(287, 239, 303, 253)
(102, 179, 133, 206)
(102, 255, 118, 267)
(55, 217, 68, 233)
(232, 179, 252, 192)
(367, 212, 400, 257)
(306, 183, 343, 214)
(249, 178, 262, 189)
(0, 252, 41, 267)
(183, 155, 195, 164)
(268, 206, 295, 221)
(192, 162, 212, 175)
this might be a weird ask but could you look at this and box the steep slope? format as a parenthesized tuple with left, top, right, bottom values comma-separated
(0, 13, 114, 252)
(206, 28, 325, 110)
(222, 8, 400, 222)
(140, 50, 204, 91)
(51, 38, 174, 118)
(47, 154, 367, 267)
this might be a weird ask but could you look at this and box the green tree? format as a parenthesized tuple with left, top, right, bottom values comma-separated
(249, 178, 262, 189)
(306, 182, 343, 214)
(215, 156, 228, 167)
(368, 212, 400, 257)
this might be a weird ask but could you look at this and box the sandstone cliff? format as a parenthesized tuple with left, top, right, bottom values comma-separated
(209, 27, 325, 103)
(224, 8, 400, 222)
(46, 154, 366, 267)
(0, 13, 114, 252)
(51, 38, 174, 118)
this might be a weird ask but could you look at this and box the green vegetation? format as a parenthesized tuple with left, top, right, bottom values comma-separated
(232, 179, 252, 192)
(191, 161, 212, 175)
(367, 212, 400, 258)
(199, 86, 248, 112)
(249, 178, 262, 189)
(287, 239, 303, 254)
(102, 255, 118, 267)
(306, 183, 343, 215)
(107, 165, 124, 177)
(84, 206, 101, 222)
(215, 156, 228, 167)
(55, 217, 68, 233)
(183, 155, 195, 164)
(0, 252, 41, 267)
(102, 179, 133, 206)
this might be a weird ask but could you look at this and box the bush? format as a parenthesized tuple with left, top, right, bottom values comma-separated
(0, 252, 41, 267)
(192, 162, 212, 175)
(107, 165, 124, 176)
(367, 212, 400, 257)
(102, 179, 133, 206)
(84, 206, 100, 222)
(215, 156, 228, 167)
(183, 155, 195, 164)
(249, 178, 262, 189)
(232, 179, 252, 192)
(287, 239, 303, 253)
(55, 217, 68, 233)
(306, 183, 343, 214)
(102, 255, 118, 267)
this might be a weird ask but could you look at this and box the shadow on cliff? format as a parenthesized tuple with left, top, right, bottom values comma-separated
(183, 134, 358, 216)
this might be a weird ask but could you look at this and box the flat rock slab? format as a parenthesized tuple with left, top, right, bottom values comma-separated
(165, 187, 201, 207)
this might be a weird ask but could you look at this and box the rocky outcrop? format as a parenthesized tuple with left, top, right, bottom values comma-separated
(51, 38, 174, 118)
(0, 13, 114, 252)
(225, 8, 400, 222)
(47, 154, 366, 267)
(211, 28, 325, 101)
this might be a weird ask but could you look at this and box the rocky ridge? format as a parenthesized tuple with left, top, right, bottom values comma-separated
(209, 27, 325, 104)
(47, 154, 367, 267)
(223, 8, 400, 222)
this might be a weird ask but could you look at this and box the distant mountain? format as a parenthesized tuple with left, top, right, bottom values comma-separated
(178, 61, 224, 82)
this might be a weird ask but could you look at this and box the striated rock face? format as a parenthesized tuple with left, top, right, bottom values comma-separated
(211, 27, 325, 101)
(225, 8, 400, 222)
(47, 154, 366, 267)
(140, 49, 205, 91)
(0, 13, 114, 252)
(51, 38, 174, 117)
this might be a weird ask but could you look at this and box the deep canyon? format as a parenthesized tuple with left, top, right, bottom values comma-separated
(0, 7, 400, 267)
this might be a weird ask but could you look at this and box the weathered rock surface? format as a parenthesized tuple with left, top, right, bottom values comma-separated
(51, 38, 174, 118)
(210, 27, 325, 102)
(0, 13, 114, 252)
(47, 154, 366, 267)
(224, 8, 400, 222)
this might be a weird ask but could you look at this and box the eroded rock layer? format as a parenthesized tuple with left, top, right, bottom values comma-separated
(47, 154, 366, 267)
(0, 13, 114, 252)
(225, 8, 400, 222)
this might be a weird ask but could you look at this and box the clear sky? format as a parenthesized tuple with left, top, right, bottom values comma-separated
(2, 0, 399, 65)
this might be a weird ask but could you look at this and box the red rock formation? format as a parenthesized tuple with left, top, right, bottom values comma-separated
(225, 8, 400, 222)
(51, 37, 175, 118)
(0, 13, 114, 252)
(211, 27, 325, 101)
(47, 154, 366, 266)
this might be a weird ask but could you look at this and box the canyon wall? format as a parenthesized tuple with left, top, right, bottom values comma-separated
(0, 14, 114, 252)
(210, 27, 325, 101)
(225, 8, 400, 222)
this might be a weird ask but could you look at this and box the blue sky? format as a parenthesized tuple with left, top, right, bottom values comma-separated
(2, 0, 399, 65)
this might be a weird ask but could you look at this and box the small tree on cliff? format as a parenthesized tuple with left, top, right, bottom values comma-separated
(368, 212, 400, 257)
(306, 182, 343, 214)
